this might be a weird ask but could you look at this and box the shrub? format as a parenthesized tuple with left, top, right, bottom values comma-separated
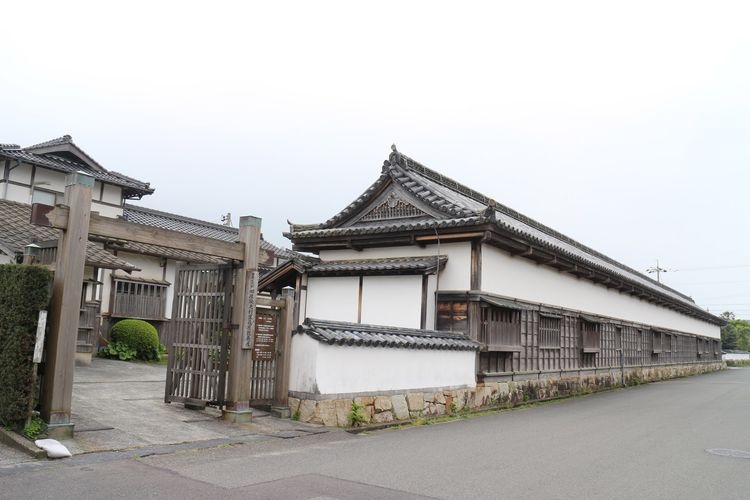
(23, 416, 47, 440)
(110, 319, 160, 360)
(0, 265, 53, 427)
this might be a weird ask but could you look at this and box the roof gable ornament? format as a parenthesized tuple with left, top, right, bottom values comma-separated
(358, 192, 428, 223)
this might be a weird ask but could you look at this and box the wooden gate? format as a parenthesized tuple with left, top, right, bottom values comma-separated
(165, 264, 233, 406)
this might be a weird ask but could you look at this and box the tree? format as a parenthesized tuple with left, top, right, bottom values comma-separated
(720, 312, 750, 351)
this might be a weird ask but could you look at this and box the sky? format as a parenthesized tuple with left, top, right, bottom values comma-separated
(2, 1, 748, 317)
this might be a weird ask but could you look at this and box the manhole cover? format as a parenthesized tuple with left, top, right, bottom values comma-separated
(706, 448, 750, 459)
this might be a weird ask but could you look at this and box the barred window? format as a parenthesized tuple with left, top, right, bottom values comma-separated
(581, 320, 601, 353)
(539, 314, 561, 349)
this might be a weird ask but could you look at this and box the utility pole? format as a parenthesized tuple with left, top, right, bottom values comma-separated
(646, 259, 668, 283)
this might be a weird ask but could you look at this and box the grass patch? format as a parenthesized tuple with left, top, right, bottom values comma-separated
(725, 359, 750, 367)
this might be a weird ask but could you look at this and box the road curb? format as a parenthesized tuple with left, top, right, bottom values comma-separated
(0, 427, 46, 459)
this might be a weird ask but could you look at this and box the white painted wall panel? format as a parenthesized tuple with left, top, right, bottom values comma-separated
(319, 241, 471, 290)
(305, 276, 359, 323)
(289, 334, 476, 395)
(289, 334, 320, 393)
(481, 245, 720, 338)
(360, 275, 422, 328)
(33, 168, 65, 188)
(101, 184, 122, 205)
(91, 202, 123, 218)
(723, 352, 749, 361)
(4, 184, 30, 203)
(8, 163, 32, 184)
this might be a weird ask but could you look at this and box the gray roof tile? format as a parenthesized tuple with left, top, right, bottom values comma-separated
(296, 318, 479, 351)
(309, 255, 447, 276)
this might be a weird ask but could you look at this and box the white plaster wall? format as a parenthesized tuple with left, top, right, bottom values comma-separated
(723, 352, 750, 361)
(33, 168, 66, 188)
(102, 184, 122, 205)
(91, 202, 123, 218)
(101, 269, 113, 313)
(289, 333, 476, 395)
(289, 333, 320, 393)
(8, 163, 32, 183)
(319, 241, 471, 291)
(360, 275, 422, 328)
(481, 245, 720, 338)
(118, 252, 166, 281)
(163, 260, 178, 319)
(4, 183, 30, 203)
(305, 276, 359, 323)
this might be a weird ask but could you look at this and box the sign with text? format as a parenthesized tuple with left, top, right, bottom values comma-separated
(242, 270, 259, 349)
(33, 310, 47, 363)
(252, 311, 278, 361)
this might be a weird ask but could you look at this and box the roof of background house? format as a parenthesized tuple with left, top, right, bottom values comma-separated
(0, 136, 153, 199)
(287, 147, 721, 325)
(122, 203, 297, 261)
(296, 318, 480, 351)
(0, 199, 138, 271)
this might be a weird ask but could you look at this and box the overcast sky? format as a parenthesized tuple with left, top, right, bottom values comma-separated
(2, 1, 748, 317)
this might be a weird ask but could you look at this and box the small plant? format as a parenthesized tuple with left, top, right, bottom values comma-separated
(348, 402, 367, 427)
(23, 416, 47, 440)
(99, 341, 137, 361)
(291, 410, 301, 421)
(449, 402, 458, 415)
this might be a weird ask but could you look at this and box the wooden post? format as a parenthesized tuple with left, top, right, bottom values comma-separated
(223, 215, 260, 422)
(40, 172, 94, 437)
(272, 287, 295, 416)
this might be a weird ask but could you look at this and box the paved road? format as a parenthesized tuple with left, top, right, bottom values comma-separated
(2, 368, 749, 499)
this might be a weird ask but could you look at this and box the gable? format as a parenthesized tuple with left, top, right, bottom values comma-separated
(343, 183, 448, 228)
(358, 192, 428, 223)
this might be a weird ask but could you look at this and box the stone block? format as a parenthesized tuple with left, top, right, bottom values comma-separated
(391, 394, 409, 420)
(298, 399, 317, 423)
(434, 392, 446, 404)
(372, 411, 393, 424)
(355, 396, 375, 407)
(374, 396, 392, 412)
(335, 399, 352, 427)
(288, 397, 301, 415)
(363, 405, 375, 422)
(435, 403, 446, 416)
(406, 393, 424, 412)
(317, 400, 338, 426)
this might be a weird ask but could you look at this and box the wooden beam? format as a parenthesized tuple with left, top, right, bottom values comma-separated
(39, 205, 244, 261)
(415, 231, 485, 242)
(40, 172, 94, 437)
(470, 239, 482, 290)
(274, 287, 295, 407)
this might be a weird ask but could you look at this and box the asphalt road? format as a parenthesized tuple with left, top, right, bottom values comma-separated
(2, 367, 749, 499)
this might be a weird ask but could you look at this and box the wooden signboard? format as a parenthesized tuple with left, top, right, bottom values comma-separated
(242, 270, 259, 349)
(252, 310, 278, 361)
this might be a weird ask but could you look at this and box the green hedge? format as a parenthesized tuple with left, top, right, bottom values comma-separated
(111, 319, 160, 360)
(0, 265, 52, 426)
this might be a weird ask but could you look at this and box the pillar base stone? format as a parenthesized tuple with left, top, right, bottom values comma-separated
(222, 409, 253, 423)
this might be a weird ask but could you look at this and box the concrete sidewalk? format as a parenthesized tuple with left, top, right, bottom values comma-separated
(1, 358, 332, 464)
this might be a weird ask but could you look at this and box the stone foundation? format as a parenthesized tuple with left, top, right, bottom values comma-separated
(288, 362, 725, 427)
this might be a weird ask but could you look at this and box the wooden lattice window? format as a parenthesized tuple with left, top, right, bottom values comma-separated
(652, 330, 662, 354)
(539, 315, 561, 349)
(581, 320, 601, 353)
(481, 305, 522, 352)
(112, 278, 168, 320)
(436, 301, 468, 333)
(636, 329, 643, 351)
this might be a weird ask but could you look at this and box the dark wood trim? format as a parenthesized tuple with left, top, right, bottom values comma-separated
(2, 159, 9, 183)
(357, 275, 363, 323)
(416, 232, 485, 242)
(420, 274, 429, 329)
(470, 239, 482, 290)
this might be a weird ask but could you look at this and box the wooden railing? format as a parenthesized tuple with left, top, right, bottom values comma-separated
(112, 279, 167, 320)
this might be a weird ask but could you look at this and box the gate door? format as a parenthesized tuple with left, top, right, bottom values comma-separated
(165, 264, 232, 406)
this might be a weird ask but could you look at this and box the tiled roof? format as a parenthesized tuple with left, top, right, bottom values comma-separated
(287, 147, 719, 323)
(309, 255, 447, 276)
(0, 138, 153, 198)
(296, 318, 480, 351)
(0, 199, 138, 271)
(122, 203, 296, 259)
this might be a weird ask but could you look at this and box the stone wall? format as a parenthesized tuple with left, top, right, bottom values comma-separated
(287, 362, 725, 427)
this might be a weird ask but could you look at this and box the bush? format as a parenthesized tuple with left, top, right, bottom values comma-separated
(348, 402, 367, 427)
(0, 265, 53, 427)
(110, 319, 160, 360)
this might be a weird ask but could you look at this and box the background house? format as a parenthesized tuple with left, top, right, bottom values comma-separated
(1, 136, 294, 362)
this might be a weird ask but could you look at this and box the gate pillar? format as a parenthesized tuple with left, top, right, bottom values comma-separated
(223, 215, 261, 422)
